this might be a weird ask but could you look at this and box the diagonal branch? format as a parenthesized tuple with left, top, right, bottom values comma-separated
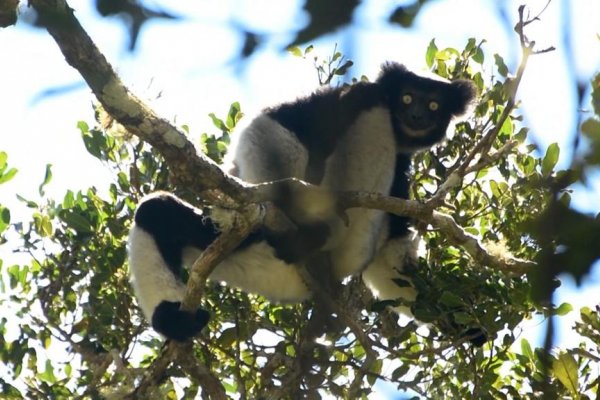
(428, 4, 552, 208)
(29, 0, 247, 206)
(339, 192, 535, 275)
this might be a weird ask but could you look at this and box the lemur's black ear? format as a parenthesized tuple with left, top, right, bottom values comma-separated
(447, 80, 477, 115)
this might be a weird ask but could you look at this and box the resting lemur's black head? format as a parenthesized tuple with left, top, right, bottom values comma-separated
(377, 62, 476, 151)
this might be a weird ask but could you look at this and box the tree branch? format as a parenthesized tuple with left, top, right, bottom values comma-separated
(29, 0, 247, 206)
(339, 192, 535, 274)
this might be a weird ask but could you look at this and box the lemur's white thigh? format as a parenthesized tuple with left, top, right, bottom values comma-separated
(184, 242, 311, 303)
(128, 226, 187, 321)
(362, 234, 419, 316)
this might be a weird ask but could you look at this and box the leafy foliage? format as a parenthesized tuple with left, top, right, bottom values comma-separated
(1, 40, 600, 399)
(200, 102, 243, 164)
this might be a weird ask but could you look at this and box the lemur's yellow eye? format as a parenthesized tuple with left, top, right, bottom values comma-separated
(402, 94, 412, 104)
(429, 101, 439, 111)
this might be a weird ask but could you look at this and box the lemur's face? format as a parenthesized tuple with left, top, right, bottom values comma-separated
(395, 88, 446, 138)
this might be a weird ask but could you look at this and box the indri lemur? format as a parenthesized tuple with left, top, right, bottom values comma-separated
(128, 62, 477, 342)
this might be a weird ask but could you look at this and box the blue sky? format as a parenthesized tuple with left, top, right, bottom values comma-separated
(1, 0, 600, 396)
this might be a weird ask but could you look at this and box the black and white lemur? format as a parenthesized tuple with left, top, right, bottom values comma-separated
(127, 62, 477, 343)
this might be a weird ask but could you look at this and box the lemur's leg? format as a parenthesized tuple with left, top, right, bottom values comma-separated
(128, 192, 217, 341)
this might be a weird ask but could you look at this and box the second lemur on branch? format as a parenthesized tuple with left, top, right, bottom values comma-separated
(127, 62, 482, 344)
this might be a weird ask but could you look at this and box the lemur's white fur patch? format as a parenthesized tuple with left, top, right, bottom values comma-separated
(362, 232, 420, 317)
(128, 226, 186, 321)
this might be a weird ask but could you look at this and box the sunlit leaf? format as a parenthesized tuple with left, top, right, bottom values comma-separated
(554, 302, 573, 316)
(38, 164, 53, 196)
(494, 54, 508, 77)
(541, 143, 560, 176)
(473, 47, 484, 64)
(552, 352, 579, 397)
(208, 113, 226, 131)
(520, 338, 533, 360)
(425, 39, 438, 69)
(0, 206, 10, 233)
(287, 46, 302, 57)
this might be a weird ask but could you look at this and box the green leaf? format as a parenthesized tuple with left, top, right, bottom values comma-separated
(218, 327, 238, 348)
(559, 192, 572, 207)
(499, 116, 514, 137)
(473, 47, 484, 64)
(287, 46, 302, 57)
(412, 305, 440, 323)
(494, 54, 508, 77)
(0, 206, 10, 234)
(62, 190, 75, 209)
(117, 171, 130, 190)
(60, 210, 94, 234)
(554, 302, 573, 316)
(209, 113, 227, 131)
(8, 264, 20, 289)
(580, 118, 600, 138)
(439, 291, 465, 308)
(541, 143, 560, 176)
(226, 102, 242, 129)
(37, 359, 57, 384)
(453, 312, 474, 325)
(514, 128, 528, 143)
(464, 226, 479, 235)
(334, 60, 353, 76)
(0, 151, 18, 184)
(425, 39, 438, 69)
(520, 338, 533, 360)
(392, 365, 410, 381)
(489, 180, 501, 198)
(76, 120, 89, 134)
(552, 352, 579, 397)
(0, 167, 17, 184)
(38, 164, 53, 196)
(465, 38, 476, 52)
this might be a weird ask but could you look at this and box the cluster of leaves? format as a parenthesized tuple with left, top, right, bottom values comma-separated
(497, 305, 600, 399)
(288, 45, 354, 86)
(1, 40, 600, 399)
(0, 104, 259, 398)
(0, 139, 145, 397)
(199, 102, 243, 164)
(410, 39, 547, 340)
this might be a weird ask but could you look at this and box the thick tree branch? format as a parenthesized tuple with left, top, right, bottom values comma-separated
(339, 193, 535, 274)
(29, 0, 247, 206)
(182, 207, 260, 312)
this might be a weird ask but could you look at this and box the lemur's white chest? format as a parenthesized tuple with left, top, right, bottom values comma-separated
(322, 107, 396, 193)
(322, 107, 397, 278)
